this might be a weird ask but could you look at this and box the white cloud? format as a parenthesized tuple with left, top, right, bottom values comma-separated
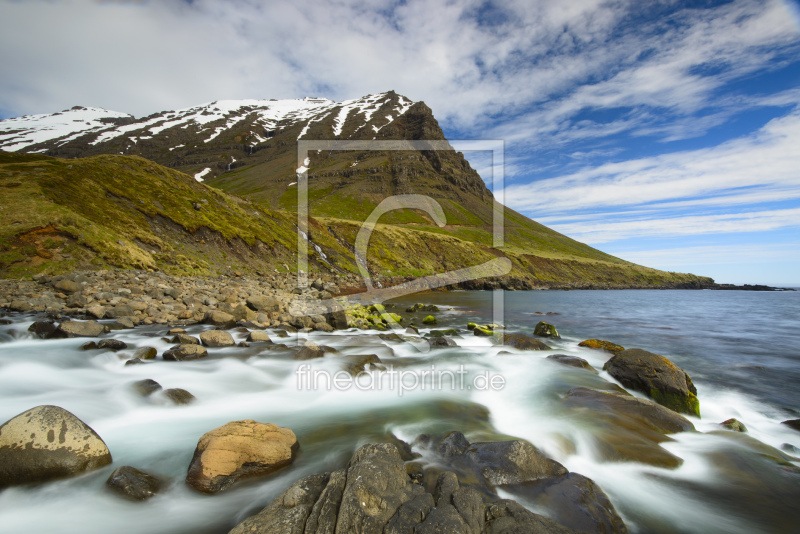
(547, 207, 800, 243)
(502, 107, 800, 217)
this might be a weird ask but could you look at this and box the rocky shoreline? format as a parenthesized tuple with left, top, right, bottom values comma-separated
(1, 269, 799, 533)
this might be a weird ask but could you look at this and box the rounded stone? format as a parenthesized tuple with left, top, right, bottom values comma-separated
(0, 405, 112, 488)
(199, 330, 235, 347)
(186, 420, 298, 494)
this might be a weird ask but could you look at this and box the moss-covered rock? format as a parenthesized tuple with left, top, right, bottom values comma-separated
(604, 348, 700, 417)
(578, 339, 624, 355)
(422, 315, 437, 325)
(533, 321, 560, 339)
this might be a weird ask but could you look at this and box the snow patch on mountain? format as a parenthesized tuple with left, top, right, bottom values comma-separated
(0, 106, 132, 151)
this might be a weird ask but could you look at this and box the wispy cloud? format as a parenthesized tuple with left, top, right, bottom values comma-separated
(502, 107, 800, 217)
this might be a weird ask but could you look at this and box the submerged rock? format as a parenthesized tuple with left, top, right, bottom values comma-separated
(0, 405, 112, 488)
(293, 341, 324, 360)
(563, 387, 693, 468)
(604, 348, 700, 417)
(186, 420, 298, 494)
(501, 332, 551, 350)
(132, 378, 162, 396)
(106, 466, 163, 501)
(133, 346, 157, 360)
(504, 472, 628, 533)
(164, 388, 196, 405)
(720, 418, 748, 432)
(781, 419, 800, 432)
(547, 354, 597, 372)
(97, 338, 127, 351)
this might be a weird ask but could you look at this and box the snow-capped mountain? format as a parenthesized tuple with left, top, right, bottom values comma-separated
(0, 106, 134, 151)
(0, 92, 415, 157)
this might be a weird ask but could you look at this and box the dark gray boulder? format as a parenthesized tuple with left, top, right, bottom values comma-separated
(106, 466, 162, 501)
(0, 405, 112, 488)
(484, 500, 580, 533)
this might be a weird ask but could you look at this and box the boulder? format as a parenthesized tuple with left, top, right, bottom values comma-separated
(578, 339, 625, 355)
(563, 387, 693, 468)
(199, 330, 235, 347)
(105, 304, 135, 318)
(422, 315, 437, 325)
(604, 348, 700, 417)
(343, 354, 385, 376)
(0, 405, 112, 488)
(437, 431, 470, 457)
(163, 344, 208, 361)
(132, 379, 162, 396)
(164, 388, 196, 405)
(106, 466, 162, 501)
(171, 333, 200, 345)
(324, 309, 349, 330)
(228, 442, 577, 534)
(502, 333, 551, 350)
(464, 440, 568, 486)
(484, 499, 584, 533)
(720, 418, 748, 432)
(186, 420, 298, 494)
(56, 320, 105, 338)
(229, 472, 331, 534)
(547, 354, 597, 372)
(293, 341, 324, 360)
(246, 331, 273, 343)
(504, 473, 628, 534)
(54, 279, 81, 294)
(97, 339, 127, 351)
(202, 310, 237, 329)
(335, 443, 424, 532)
(246, 295, 281, 312)
(28, 321, 60, 339)
(429, 336, 459, 348)
(534, 321, 560, 338)
(133, 347, 157, 360)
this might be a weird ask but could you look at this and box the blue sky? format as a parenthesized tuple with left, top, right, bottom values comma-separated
(1, 0, 799, 285)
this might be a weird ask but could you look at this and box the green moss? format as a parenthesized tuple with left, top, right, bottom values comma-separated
(650, 388, 701, 418)
(422, 315, 437, 325)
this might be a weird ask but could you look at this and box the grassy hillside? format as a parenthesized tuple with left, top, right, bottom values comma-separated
(0, 151, 713, 288)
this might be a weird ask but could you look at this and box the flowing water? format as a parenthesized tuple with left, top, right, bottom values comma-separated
(0, 289, 798, 533)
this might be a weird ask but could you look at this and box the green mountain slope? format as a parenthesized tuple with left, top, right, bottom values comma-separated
(0, 151, 712, 288)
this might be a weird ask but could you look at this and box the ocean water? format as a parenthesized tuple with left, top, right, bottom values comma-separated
(0, 289, 798, 534)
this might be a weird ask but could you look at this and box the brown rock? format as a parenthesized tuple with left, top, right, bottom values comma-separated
(199, 330, 235, 347)
(186, 420, 299, 494)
